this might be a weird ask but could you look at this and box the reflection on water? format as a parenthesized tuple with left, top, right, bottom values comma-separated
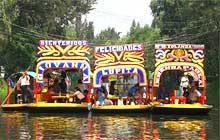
(0, 110, 219, 140)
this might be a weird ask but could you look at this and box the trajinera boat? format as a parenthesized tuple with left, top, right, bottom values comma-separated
(1, 40, 151, 113)
(1, 40, 92, 113)
(150, 44, 213, 115)
(91, 43, 150, 113)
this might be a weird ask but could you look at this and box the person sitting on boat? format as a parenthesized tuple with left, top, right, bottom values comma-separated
(180, 73, 190, 97)
(187, 84, 201, 104)
(100, 85, 113, 105)
(127, 83, 140, 105)
(75, 79, 84, 94)
(96, 88, 105, 106)
(134, 87, 146, 105)
(43, 77, 61, 102)
(155, 85, 169, 103)
(69, 87, 86, 103)
(117, 95, 124, 105)
(18, 71, 34, 103)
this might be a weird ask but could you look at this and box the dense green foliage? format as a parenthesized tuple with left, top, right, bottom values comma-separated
(0, 78, 7, 103)
(0, 0, 97, 77)
(0, 0, 219, 83)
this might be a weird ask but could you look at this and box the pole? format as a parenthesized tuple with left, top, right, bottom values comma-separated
(6, 80, 10, 104)
(151, 80, 155, 102)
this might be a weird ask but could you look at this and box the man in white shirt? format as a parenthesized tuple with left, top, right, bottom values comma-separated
(18, 72, 33, 103)
(180, 73, 190, 96)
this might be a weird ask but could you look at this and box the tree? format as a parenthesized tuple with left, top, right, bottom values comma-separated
(127, 21, 161, 71)
(94, 27, 120, 45)
(0, 0, 97, 77)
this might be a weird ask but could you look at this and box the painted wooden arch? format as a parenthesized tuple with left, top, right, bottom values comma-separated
(36, 60, 90, 84)
(153, 62, 205, 88)
(93, 65, 147, 88)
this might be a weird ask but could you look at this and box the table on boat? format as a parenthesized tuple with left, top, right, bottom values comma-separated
(51, 96, 69, 103)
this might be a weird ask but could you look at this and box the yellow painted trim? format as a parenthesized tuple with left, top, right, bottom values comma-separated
(93, 105, 150, 110)
(154, 103, 209, 109)
(1, 102, 88, 108)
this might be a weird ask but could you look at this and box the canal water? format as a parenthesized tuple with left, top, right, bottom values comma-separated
(0, 109, 219, 140)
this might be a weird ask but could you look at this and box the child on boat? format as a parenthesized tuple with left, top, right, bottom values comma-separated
(96, 88, 105, 106)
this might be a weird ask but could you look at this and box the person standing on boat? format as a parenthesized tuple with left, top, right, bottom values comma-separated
(109, 81, 118, 96)
(102, 76, 109, 95)
(18, 71, 33, 103)
(59, 71, 67, 94)
(180, 73, 190, 97)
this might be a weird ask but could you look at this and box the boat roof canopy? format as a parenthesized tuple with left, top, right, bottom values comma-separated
(36, 60, 90, 84)
(153, 44, 205, 88)
(93, 43, 147, 88)
(36, 40, 90, 84)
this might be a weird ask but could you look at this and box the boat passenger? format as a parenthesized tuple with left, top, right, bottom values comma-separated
(117, 96, 124, 105)
(134, 88, 146, 105)
(109, 81, 118, 96)
(13, 80, 22, 103)
(43, 77, 61, 102)
(69, 87, 86, 103)
(102, 76, 109, 95)
(187, 84, 201, 104)
(59, 71, 67, 94)
(155, 85, 169, 103)
(96, 88, 105, 106)
(75, 79, 84, 94)
(127, 83, 140, 105)
(179, 73, 190, 97)
(18, 71, 34, 103)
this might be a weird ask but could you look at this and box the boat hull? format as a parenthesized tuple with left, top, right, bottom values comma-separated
(1, 103, 213, 115)
(1, 103, 151, 114)
(1, 102, 89, 113)
(92, 105, 150, 113)
(151, 103, 213, 115)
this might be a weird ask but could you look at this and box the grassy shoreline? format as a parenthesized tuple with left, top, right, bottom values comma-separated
(0, 79, 7, 103)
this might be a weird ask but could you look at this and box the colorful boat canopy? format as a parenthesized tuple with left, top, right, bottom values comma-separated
(93, 43, 147, 87)
(36, 40, 90, 84)
(153, 44, 205, 87)
(155, 44, 204, 67)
